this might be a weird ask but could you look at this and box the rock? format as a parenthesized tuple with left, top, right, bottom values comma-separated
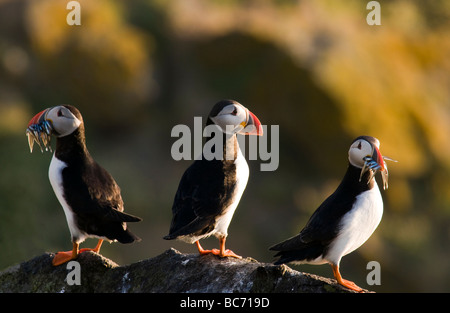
(0, 248, 370, 293)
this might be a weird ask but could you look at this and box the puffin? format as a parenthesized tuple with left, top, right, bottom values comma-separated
(270, 136, 396, 292)
(164, 100, 263, 259)
(26, 105, 142, 266)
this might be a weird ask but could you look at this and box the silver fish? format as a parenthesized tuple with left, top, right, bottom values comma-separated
(26, 120, 53, 153)
(360, 156, 397, 190)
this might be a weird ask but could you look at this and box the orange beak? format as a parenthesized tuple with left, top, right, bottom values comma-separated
(27, 109, 48, 128)
(240, 110, 263, 136)
(26, 108, 53, 153)
(372, 145, 385, 172)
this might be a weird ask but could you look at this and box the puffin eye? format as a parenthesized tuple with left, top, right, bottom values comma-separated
(57, 109, 63, 117)
(231, 108, 238, 116)
(357, 142, 362, 150)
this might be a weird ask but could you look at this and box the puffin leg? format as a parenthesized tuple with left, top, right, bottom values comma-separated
(331, 264, 363, 292)
(52, 242, 79, 266)
(79, 239, 104, 254)
(211, 237, 242, 259)
(195, 240, 213, 255)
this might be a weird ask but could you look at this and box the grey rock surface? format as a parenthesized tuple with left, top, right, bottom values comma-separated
(0, 248, 368, 293)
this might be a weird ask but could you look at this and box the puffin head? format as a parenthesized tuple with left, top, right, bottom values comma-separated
(348, 135, 396, 190)
(26, 105, 83, 153)
(208, 100, 263, 136)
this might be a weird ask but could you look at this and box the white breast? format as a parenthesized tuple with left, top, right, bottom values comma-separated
(48, 154, 87, 243)
(325, 181, 383, 265)
(213, 147, 249, 238)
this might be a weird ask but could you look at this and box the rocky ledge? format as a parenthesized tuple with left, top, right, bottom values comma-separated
(0, 248, 369, 293)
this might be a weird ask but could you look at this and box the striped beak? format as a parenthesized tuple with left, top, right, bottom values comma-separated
(26, 108, 53, 153)
(239, 109, 263, 136)
(360, 145, 397, 190)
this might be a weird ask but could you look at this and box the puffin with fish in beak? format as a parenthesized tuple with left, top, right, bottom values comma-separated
(164, 100, 263, 259)
(26, 105, 142, 266)
(270, 136, 396, 292)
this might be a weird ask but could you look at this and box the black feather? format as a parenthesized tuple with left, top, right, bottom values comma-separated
(270, 164, 374, 264)
(54, 106, 141, 243)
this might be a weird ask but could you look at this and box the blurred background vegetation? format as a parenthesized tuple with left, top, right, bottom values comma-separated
(0, 0, 449, 292)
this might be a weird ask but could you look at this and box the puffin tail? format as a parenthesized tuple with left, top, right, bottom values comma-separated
(163, 234, 176, 240)
(108, 209, 142, 223)
(163, 217, 214, 241)
(269, 238, 324, 265)
(116, 228, 141, 244)
(271, 250, 305, 265)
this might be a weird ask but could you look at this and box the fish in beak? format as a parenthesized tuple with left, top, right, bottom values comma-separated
(360, 144, 397, 190)
(26, 108, 53, 153)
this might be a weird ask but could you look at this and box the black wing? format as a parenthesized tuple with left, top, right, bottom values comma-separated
(270, 182, 357, 264)
(164, 159, 236, 240)
(63, 159, 141, 243)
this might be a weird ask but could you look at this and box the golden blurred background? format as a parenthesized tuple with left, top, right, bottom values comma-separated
(0, 0, 449, 292)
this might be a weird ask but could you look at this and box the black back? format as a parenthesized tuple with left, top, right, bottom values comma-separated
(164, 105, 240, 240)
(164, 155, 237, 239)
(55, 106, 141, 243)
(270, 164, 375, 264)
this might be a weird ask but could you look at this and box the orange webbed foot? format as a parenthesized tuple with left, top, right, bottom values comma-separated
(195, 239, 242, 259)
(79, 239, 103, 255)
(198, 248, 213, 255)
(211, 248, 242, 259)
(195, 240, 213, 255)
(212, 236, 242, 259)
(78, 248, 95, 253)
(338, 278, 363, 292)
(52, 250, 77, 266)
(331, 264, 363, 292)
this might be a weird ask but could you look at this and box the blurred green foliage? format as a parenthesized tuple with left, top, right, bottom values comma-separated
(0, 0, 449, 292)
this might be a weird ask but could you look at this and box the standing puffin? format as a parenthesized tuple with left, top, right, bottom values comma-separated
(270, 136, 396, 291)
(26, 105, 142, 266)
(164, 100, 263, 258)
